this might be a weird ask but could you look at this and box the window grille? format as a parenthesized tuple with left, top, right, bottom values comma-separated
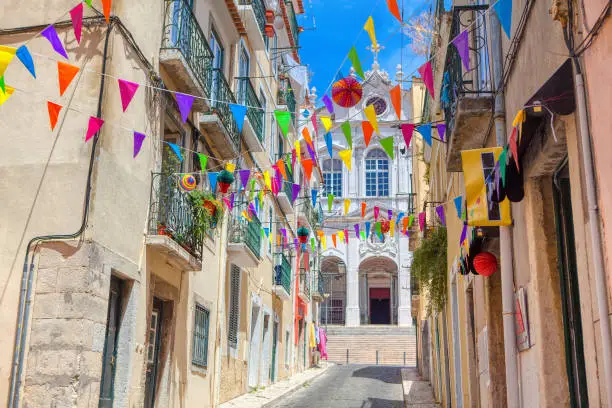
(228, 264, 241, 348)
(192, 304, 210, 368)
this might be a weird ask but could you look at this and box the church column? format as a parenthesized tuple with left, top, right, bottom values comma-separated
(355, 148, 363, 196)
(345, 237, 360, 326)
(398, 239, 413, 327)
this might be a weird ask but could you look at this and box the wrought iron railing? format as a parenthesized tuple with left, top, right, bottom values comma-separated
(236, 77, 264, 142)
(282, 161, 294, 200)
(441, 5, 493, 135)
(321, 306, 344, 325)
(238, 0, 267, 37)
(313, 270, 325, 297)
(148, 172, 202, 260)
(229, 206, 262, 258)
(278, 78, 297, 123)
(299, 271, 310, 300)
(207, 68, 241, 150)
(274, 253, 292, 295)
(285, 1, 299, 48)
(300, 198, 320, 228)
(161, 0, 214, 96)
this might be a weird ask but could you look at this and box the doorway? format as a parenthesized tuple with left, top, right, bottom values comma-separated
(369, 288, 391, 324)
(259, 313, 271, 386)
(99, 277, 123, 408)
(144, 298, 164, 408)
(247, 302, 262, 389)
(271, 320, 279, 382)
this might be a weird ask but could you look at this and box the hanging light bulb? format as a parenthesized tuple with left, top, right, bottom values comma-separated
(274, 14, 285, 30)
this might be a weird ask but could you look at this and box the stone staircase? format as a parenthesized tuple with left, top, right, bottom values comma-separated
(323, 325, 417, 366)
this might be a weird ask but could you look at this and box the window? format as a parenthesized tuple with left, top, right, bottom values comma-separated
(228, 264, 241, 348)
(323, 159, 342, 197)
(365, 96, 388, 116)
(365, 149, 390, 197)
(271, 35, 278, 77)
(270, 118, 276, 158)
(268, 207, 273, 254)
(284, 331, 290, 366)
(192, 304, 210, 368)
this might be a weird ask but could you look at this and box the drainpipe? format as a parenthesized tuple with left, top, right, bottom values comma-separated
(573, 63, 612, 407)
(489, 11, 520, 408)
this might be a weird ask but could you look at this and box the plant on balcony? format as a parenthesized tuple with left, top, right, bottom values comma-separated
(411, 226, 447, 315)
(217, 169, 235, 194)
(187, 190, 224, 237)
(297, 226, 310, 243)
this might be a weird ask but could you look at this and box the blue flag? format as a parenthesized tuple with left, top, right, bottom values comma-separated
(416, 124, 432, 146)
(454, 196, 463, 218)
(16, 46, 36, 78)
(229, 103, 248, 133)
(493, 0, 512, 38)
(311, 189, 318, 207)
(365, 221, 371, 238)
(324, 132, 333, 158)
(167, 142, 183, 162)
(396, 212, 405, 225)
(208, 172, 218, 193)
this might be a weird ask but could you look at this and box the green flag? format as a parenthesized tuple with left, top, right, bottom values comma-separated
(379, 136, 395, 159)
(408, 214, 414, 227)
(348, 46, 365, 79)
(84, 0, 92, 6)
(360, 231, 366, 240)
(375, 221, 381, 235)
(341, 121, 352, 148)
(274, 110, 291, 138)
(249, 179, 255, 201)
(0, 76, 5, 94)
(328, 193, 334, 212)
(197, 153, 208, 171)
(311, 237, 316, 252)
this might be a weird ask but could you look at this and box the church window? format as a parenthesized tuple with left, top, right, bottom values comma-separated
(365, 96, 388, 116)
(365, 149, 389, 197)
(323, 159, 342, 197)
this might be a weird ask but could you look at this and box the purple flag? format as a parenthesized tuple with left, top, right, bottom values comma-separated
(248, 202, 257, 217)
(294, 238, 299, 250)
(174, 92, 195, 123)
(41, 26, 68, 59)
(388, 209, 393, 220)
(354, 223, 360, 238)
(133, 131, 146, 158)
(238, 169, 251, 189)
(436, 123, 446, 142)
(436, 205, 446, 226)
(292, 183, 301, 203)
(307, 143, 318, 166)
(230, 192, 235, 210)
(460, 224, 467, 244)
(451, 30, 470, 71)
(281, 228, 287, 238)
(322, 94, 334, 114)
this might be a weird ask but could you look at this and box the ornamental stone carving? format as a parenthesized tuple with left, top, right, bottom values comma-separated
(359, 237, 398, 259)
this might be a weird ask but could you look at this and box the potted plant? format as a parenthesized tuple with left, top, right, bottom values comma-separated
(297, 226, 310, 243)
(187, 190, 225, 238)
(217, 169, 235, 194)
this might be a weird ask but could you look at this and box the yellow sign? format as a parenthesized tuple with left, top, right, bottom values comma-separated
(461, 147, 511, 227)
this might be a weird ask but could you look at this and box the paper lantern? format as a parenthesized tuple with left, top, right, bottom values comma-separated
(297, 226, 310, 243)
(178, 174, 196, 192)
(473, 252, 498, 277)
(265, 10, 275, 24)
(380, 219, 390, 233)
(264, 24, 275, 38)
(217, 169, 235, 194)
(332, 76, 363, 108)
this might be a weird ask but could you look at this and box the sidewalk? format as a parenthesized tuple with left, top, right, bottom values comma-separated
(220, 362, 332, 408)
(401, 368, 440, 408)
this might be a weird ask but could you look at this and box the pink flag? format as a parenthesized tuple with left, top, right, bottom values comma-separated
(291, 148, 296, 167)
(374, 206, 379, 219)
(401, 123, 414, 148)
(118, 79, 139, 112)
(418, 212, 426, 232)
(223, 197, 232, 211)
(417, 61, 435, 99)
(174, 92, 194, 123)
(133, 131, 146, 158)
(69, 3, 83, 44)
(451, 30, 470, 70)
(311, 112, 318, 136)
(85, 117, 104, 142)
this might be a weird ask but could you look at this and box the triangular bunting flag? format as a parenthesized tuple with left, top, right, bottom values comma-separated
(354, 223, 360, 238)
(408, 214, 414, 227)
(0, 45, 16, 78)
(362, 121, 373, 147)
(322, 94, 334, 114)
(275, 110, 291, 138)
(238, 169, 250, 188)
(85, 117, 104, 142)
(416, 124, 432, 146)
(387, 0, 402, 23)
(493, 0, 513, 38)
(327, 193, 334, 212)
(365, 221, 371, 238)
(198, 153, 208, 171)
(418, 212, 425, 231)
(364, 104, 379, 134)
(47, 101, 62, 131)
(277, 159, 287, 180)
(338, 149, 352, 171)
(311, 112, 318, 135)
(85, 0, 92, 7)
(292, 183, 301, 203)
(311, 189, 318, 207)
(390, 219, 395, 236)
(361, 202, 366, 218)
(229, 103, 248, 132)
(0, 85, 14, 106)
(133, 131, 146, 158)
(454, 196, 463, 218)
(302, 127, 313, 148)
(69, 3, 83, 44)
(118, 79, 139, 112)
(451, 30, 470, 70)
(344, 199, 351, 215)
(324, 132, 333, 158)
(460, 223, 467, 244)
(41, 26, 68, 59)
(57, 61, 80, 96)
(379, 136, 395, 159)
(320, 115, 332, 133)
(295, 140, 301, 162)
(0, 76, 6, 93)
(341, 121, 352, 148)
(167, 142, 183, 162)
(306, 143, 318, 165)
(338, 230, 345, 243)
(436, 205, 446, 226)
(374, 206, 380, 219)
(263, 171, 272, 190)
(376, 222, 381, 236)
(208, 172, 218, 193)
(401, 123, 414, 148)
(344, 228, 349, 244)
(225, 162, 236, 172)
(390, 84, 402, 120)
(363, 16, 377, 47)
(348, 46, 365, 79)
(102, 0, 112, 23)
(174, 92, 194, 123)
(302, 158, 313, 181)
(436, 123, 446, 142)
(16, 46, 35, 78)
(332, 234, 337, 248)
(417, 61, 435, 99)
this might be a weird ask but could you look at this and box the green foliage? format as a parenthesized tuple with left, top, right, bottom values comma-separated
(187, 190, 224, 237)
(412, 226, 447, 315)
(162, 145, 181, 176)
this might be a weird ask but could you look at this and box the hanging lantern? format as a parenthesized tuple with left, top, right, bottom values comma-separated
(217, 169, 235, 194)
(380, 219, 390, 233)
(264, 24, 275, 38)
(265, 10, 275, 24)
(297, 226, 310, 243)
(178, 174, 197, 192)
(473, 252, 498, 277)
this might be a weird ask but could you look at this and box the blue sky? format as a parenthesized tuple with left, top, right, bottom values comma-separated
(297, 0, 434, 102)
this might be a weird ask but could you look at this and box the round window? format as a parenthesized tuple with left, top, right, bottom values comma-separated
(365, 96, 388, 116)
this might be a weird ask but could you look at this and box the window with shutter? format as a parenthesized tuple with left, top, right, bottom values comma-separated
(192, 304, 210, 368)
(228, 264, 241, 348)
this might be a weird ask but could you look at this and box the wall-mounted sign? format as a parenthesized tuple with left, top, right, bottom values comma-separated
(515, 287, 531, 351)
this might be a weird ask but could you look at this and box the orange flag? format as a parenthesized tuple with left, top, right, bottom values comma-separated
(387, 0, 402, 22)
(57, 61, 80, 96)
(361, 202, 366, 218)
(302, 158, 313, 181)
(390, 85, 401, 120)
(302, 127, 313, 149)
(362, 121, 374, 147)
(402, 216, 409, 232)
(47, 101, 62, 131)
(102, 0, 112, 23)
(277, 159, 287, 180)
(332, 234, 337, 248)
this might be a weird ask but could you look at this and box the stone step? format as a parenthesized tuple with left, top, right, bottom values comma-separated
(325, 329, 417, 365)
(324, 325, 416, 336)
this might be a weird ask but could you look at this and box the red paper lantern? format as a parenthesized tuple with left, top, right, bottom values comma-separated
(265, 10, 275, 24)
(380, 219, 390, 233)
(473, 252, 498, 277)
(264, 24, 275, 38)
(217, 182, 231, 194)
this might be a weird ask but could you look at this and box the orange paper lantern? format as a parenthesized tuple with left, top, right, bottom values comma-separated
(473, 252, 497, 277)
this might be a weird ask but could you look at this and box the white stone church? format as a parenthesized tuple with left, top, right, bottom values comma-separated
(311, 60, 420, 327)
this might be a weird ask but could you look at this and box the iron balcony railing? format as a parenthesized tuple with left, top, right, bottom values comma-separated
(282, 161, 294, 200)
(285, 1, 299, 48)
(441, 5, 493, 136)
(278, 78, 297, 124)
(236, 77, 264, 142)
(299, 271, 311, 300)
(238, 0, 266, 36)
(315, 270, 325, 297)
(161, 0, 214, 96)
(321, 306, 344, 325)
(148, 172, 202, 260)
(300, 198, 320, 228)
(274, 253, 292, 295)
(229, 205, 262, 258)
(207, 68, 241, 151)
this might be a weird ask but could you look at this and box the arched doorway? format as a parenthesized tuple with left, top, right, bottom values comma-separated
(358, 257, 398, 325)
(320, 256, 346, 325)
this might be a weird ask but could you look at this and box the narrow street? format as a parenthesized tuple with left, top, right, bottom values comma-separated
(268, 365, 405, 408)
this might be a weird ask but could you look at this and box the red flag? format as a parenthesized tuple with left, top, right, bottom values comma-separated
(362, 121, 374, 147)
(390, 85, 402, 120)
(361, 202, 366, 218)
(57, 61, 80, 96)
(387, 0, 402, 22)
(47, 101, 62, 131)
(102, 0, 112, 23)
(302, 158, 313, 181)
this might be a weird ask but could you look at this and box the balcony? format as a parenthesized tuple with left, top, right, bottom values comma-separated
(277, 162, 295, 214)
(200, 68, 241, 159)
(146, 173, 202, 271)
(298, 271, 310, 301)
(297, 198, 321, 230)
(237, 0, 267, 50)
(236, 77, 265, 152)
(273, 253, 292, 300)
(312, 270, 325, 302)
(277, 78, 297, 125)
(285, 1, 300, 49)
(160, 0, 213, 109)
(227, 205, 262, 267)
(442, 5, 494, 171)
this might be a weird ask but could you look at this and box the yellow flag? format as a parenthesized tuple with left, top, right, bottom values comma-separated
(225, 162, 236, 172)
(322, 236, 327, 249)
(363, 17, 377, 48)
(390, 219, 395, 237)
(294, 140, 301, 163)
(0, 85, 14, 106)
(344, 198, 351, 215)
(364, 105, 379, 134)
(263, 171, 272, 190)
(338, 230, 345, 242)
(258, 190, 264, 207)
(320, 116, 333, 133)
(512, 109, 526, 128)
(338, 149, 352, 171)
(0, 46, 17, 78)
